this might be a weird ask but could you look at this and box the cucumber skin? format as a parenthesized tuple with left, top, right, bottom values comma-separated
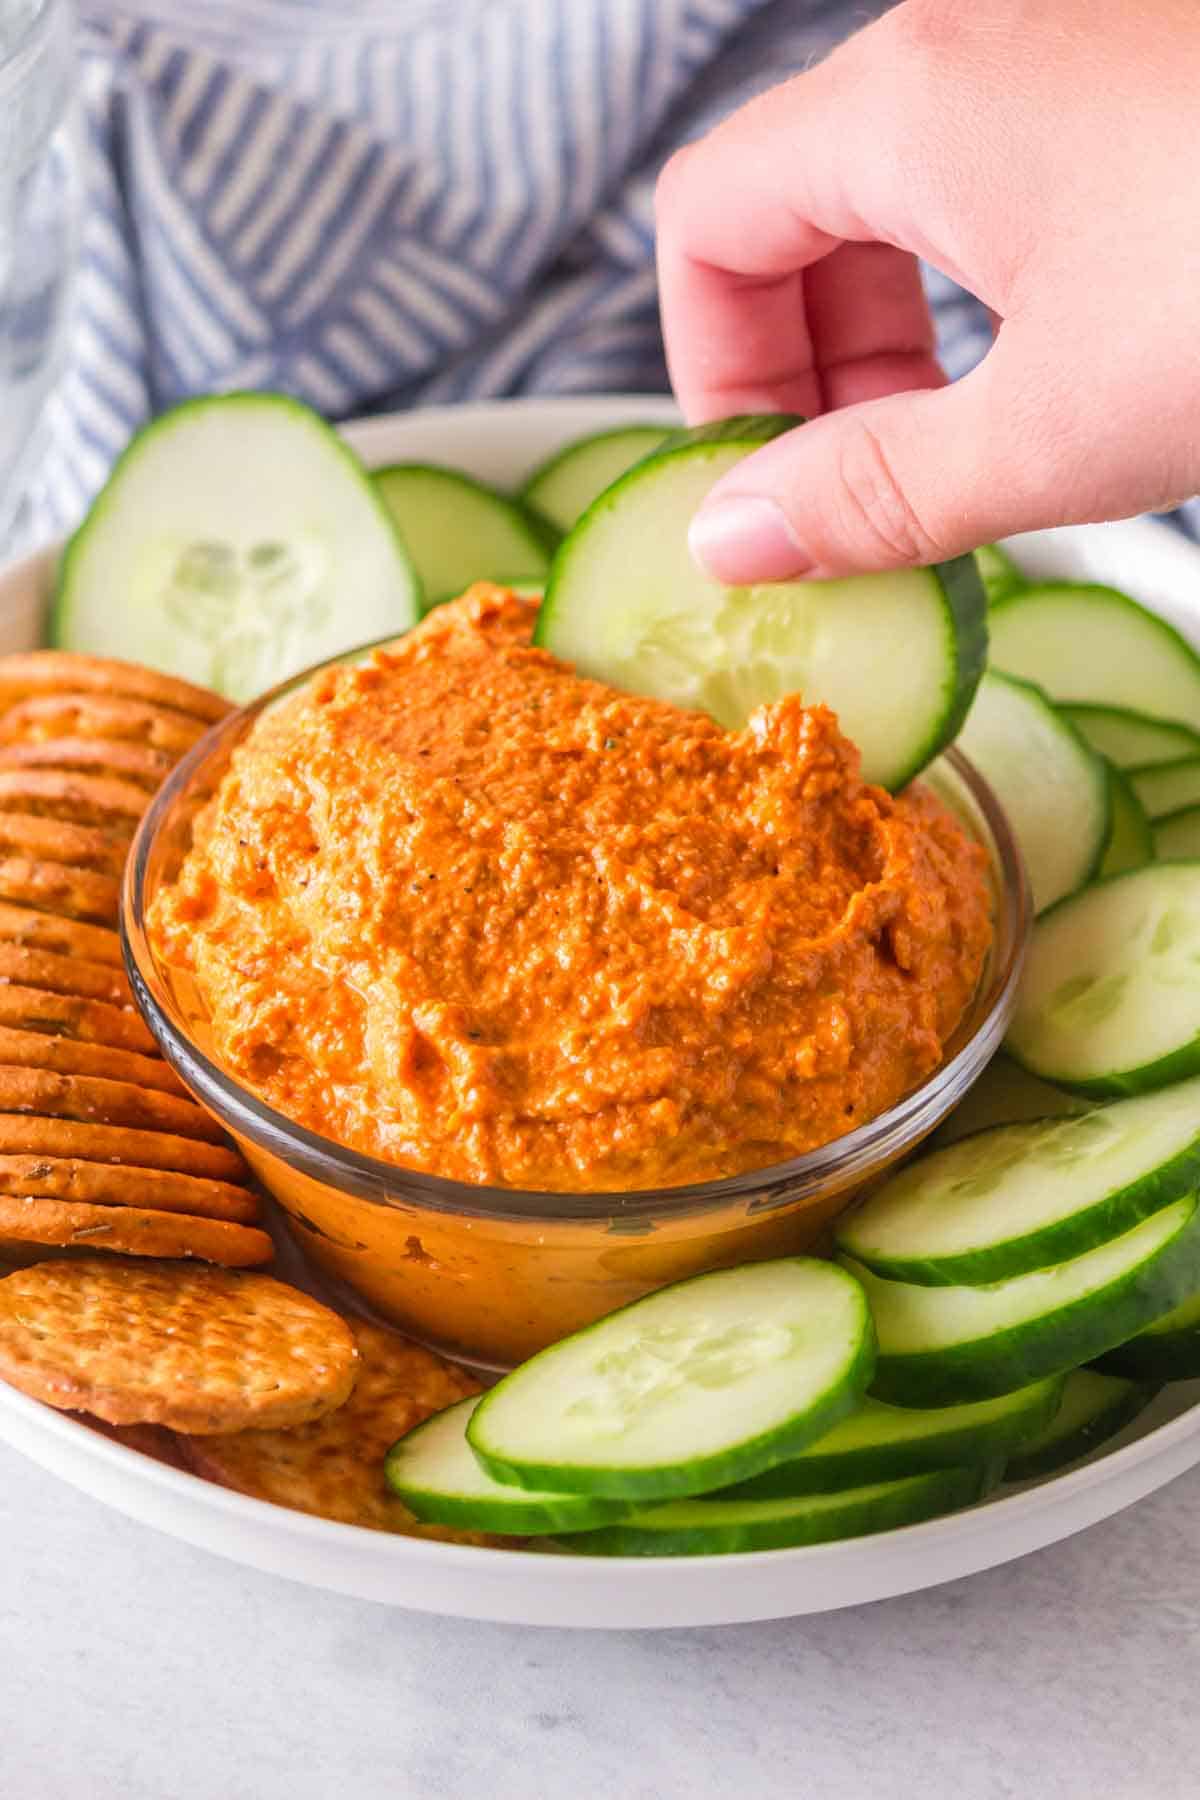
(52, 392, 420, 651)
(1004, 1379, 1159, 1481)
(1006, 862, 1200, 1097)
(467, 1260, 876, 1502)
(388, 1477, 637, 1537)
(835, 1115, 1200, 1288)
(852, 1201, 1200, 1407)
(554, 1463, 998, 1557)
(536, 414, 989, 793)
(1100, 761, 1154, 877)
(718, 1378, 1064, 1498)
(519, 425, 672, 528)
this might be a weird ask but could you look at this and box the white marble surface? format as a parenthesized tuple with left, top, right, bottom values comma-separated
(2, 1443, 1199, 1799)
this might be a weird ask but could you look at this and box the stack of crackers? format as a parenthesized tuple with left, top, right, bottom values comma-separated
(0, 654, 494, 1541)
(0, 650, 272, 1272)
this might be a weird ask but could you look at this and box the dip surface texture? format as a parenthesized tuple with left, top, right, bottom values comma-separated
(152, 587, 993, 1192)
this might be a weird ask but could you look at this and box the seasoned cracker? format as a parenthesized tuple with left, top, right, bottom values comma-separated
(0, 1197, 272, 1266)
(0, 1153, 259, 1222)
(0, 984, 156, 1053)
(0, 1066, 226, 1143)
(0, 1113, 248, 1181)
(0, 902, 123, 967)
(0, 737, 175, 792)
(0, 1259, 357, 1431)
(0, 693, 206, 756)
(0, 769, 149, 831)
(0, 858, 122, 925)
(182, 1320, 487, 1539)
(0, 942, 131, 1006)
(0, 652, 229, 725)
(0, 1025, 184, 1096)
(0, 813, 129, 879)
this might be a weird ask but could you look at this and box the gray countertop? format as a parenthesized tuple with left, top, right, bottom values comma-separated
(3, 1441, 1198, 1799)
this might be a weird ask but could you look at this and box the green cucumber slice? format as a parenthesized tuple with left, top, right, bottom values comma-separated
(847, 1195, 1200, 1406)
(988, 582, 1200, 723)
(372, 464, 558, 612)
(1092, 1286, 1200, 1381)
(384, 1397, 634, 1535)
(520, 425, 671, 535)
(1006, 863, 1200, 1094)
(1153, 805, 1200, 861)
(837, 1082, 1200, 1286)
(932, 1055, 1092, 1149)
(719, 1377, 1063, 1498)
(974, 541, 1025, 606)
(556, 1465, 995, 1556)
(467, 1258, 874, 1501)
(536, 415, 987, 791)
(1100, 761, 1154, 876)
(1004, 1369, 1158, 1481)
(956, 672, 1109, 912)
(52, 395, 420, 704)
(1062, 704, 1200, 771)
(1132, 756, 1200, 821)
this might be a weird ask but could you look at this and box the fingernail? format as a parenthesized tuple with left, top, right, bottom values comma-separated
(688, 496, 811, 585)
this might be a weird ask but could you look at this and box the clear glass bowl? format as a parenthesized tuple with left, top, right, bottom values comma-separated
(123, 658, 1030, 1369)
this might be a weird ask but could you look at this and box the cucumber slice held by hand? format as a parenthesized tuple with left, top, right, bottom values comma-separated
(718, 1377, 1063, 1498)
(385, 1397, 635, 1535)
(373, 464, 558, 612)
(467, 1258, 875, 1502)
(536, 416, 988, 791)
(1006, 862, 1200, 1094)
(520, 424, 672, 534)
(1100, 762, 1154, 877)
(53, 395, 421, 704)
(837, 1081, 1200, 1287)
(988, 582, 1200, 723)
(1062, 703, 1200, 771)
(956, 671, 1109, 912)
(556, 1465, 996, 1557)
(1004, 1368, 1159, 1482)
(848, 1194, 1200, 1407)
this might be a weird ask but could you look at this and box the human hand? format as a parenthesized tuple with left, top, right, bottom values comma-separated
(656, 0, 1200, 582)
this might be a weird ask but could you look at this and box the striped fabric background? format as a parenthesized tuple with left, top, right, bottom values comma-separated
(26, 0, 1196, 545)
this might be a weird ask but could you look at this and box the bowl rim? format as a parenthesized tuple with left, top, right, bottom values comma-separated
(122, 644, 1031, 1225)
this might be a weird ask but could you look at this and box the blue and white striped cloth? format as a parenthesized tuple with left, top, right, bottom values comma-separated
(30, 0, 1195, 545)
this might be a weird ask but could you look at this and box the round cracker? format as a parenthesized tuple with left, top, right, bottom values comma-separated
(0, 1260, 357, 1432)
(0, 902, 123, 967)
(0, 942, 131, 1007)
(0, 1154, 258, 1223)
(0, 1025, 184, 1096)
(0, 694, 206, 756)
(0, 652, 228, 725)
(0, 985, 156, 1054)
(0, 814, 129, 879)
(0, 1066, 226, 1143)
(0, 737, 175, 792)
(0, 770, 149, 830)
(182, 1320, 486, 1538)
(0, 1113, 248, 1181)
(0, 1197, 271, 1267)
(0, 858, 122, 925)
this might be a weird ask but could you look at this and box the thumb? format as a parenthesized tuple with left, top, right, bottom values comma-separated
(687, 356, 1049, 582)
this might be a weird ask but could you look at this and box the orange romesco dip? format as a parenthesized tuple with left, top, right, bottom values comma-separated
(151, 585, 993, 1193)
